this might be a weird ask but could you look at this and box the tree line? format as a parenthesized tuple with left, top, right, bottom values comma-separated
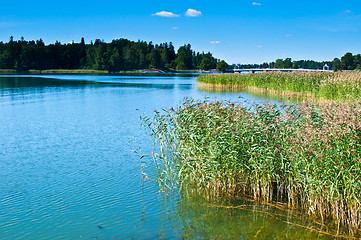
(231, 52, 361, 71)
(0, 36, 227, 72)
(333, 52, 361, 71)
(231, 59, 333, 70)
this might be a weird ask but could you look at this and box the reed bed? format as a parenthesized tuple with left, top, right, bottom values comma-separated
(145, 98, 361, 235)
(198, 71, 361, 101)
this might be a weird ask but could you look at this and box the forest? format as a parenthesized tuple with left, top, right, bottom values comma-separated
(1, 36, 360, 72)
(0, 36, 220, 72)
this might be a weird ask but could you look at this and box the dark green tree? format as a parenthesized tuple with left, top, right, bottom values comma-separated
(216, 60, 228, 72)
(284, 58, 292, 68)
(148, 49, 161, 68)
(175, 52, 188, 70)
(109, 49, 122, 72)
(199, 58, 213, 71)
(354, 54, 361, 69)
(0, 50, 12, 69)
(341, 52, 355, 70)
(175, 44, 193, 70)
(333, 58, 342, 71)
(261, 62, 269, 68)
(93, 43, 109, 70)
(274, 59, 284, 68)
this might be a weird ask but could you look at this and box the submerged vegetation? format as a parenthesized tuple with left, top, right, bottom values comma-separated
(145, 98, 361, 236)
(198, 71, 361, 101)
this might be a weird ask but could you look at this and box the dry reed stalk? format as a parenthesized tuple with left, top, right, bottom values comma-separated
(145, 97, 361, 236)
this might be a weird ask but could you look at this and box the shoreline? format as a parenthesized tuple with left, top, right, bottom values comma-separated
(197, 82, 319, 102)
(0, 69, 201, 75)
(197, 81, 311, 96)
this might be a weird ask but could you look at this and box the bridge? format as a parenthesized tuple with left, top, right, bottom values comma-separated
(231, 68, 332, 74)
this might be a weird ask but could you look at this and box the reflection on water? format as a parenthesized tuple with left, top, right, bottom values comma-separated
(0, 75, 342, 239)
(169, 191, 335, 239)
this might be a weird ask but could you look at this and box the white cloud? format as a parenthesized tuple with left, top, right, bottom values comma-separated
(257, 45, 263, 48)
(284, 34, 293, 37)
(185, 9, 202, 17)
(152, 11, 180, 17)
(342, 10, 352, 13)
(210, 41, 221, 44)
(172, 27, 179, 30)
(252, 2, 262, 6)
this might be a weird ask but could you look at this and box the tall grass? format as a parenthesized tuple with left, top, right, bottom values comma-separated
(145, 98, 361, 235)
(198, 71, 361, 101)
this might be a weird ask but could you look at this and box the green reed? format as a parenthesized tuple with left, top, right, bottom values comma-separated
(144, 98, 361, 235)
(198, 71, 361, 101)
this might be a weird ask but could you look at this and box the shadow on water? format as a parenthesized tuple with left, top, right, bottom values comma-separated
(0, 76, 89, 89)
(0, 76, 193, 91)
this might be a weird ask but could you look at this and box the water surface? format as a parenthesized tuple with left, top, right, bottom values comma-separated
(0, 75, 334, 239)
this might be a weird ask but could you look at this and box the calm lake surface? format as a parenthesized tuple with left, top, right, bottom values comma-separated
(0, 75, 333, 239)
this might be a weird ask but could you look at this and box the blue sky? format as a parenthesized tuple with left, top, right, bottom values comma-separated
(1, 0, 360, 64)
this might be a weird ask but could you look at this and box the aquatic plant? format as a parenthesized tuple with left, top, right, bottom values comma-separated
(145, 98, 361, 235)
(198, 71, 361, 101)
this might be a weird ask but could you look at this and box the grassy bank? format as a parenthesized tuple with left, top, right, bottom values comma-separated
(146, 98, 361, 235)
(37, 69, 109, 74)
(198, 71, 361, 101)
(0, 69, 110, 75)
(0, 69, 109, 75)
(0, 68, 200, 75)
(0, 69, 17, 74)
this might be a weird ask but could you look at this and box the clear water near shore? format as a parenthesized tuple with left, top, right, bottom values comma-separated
(0, 75, 336, 239)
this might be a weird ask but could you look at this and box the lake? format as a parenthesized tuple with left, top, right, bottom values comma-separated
(0, 75, 333, 239)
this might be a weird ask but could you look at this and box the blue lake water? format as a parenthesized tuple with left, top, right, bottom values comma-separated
(0, 75, 333, 239)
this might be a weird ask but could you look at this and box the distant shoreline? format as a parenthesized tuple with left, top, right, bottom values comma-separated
(0, 69, 202, 75)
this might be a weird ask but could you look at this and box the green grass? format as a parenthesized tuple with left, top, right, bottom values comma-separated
(0, 69, 109, 75)
(0, 68, 200, 75)
(0, 69, 17, 74)
(145, 98, 361, 236)
(34, 69, 109, 74)
(198, 71, 361, 101)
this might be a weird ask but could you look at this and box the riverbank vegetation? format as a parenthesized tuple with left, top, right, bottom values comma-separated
(0, 68, 200, 75)
(0, 69, 111, 75)
(0, 36, 222, 72)
(146, 98, 361, 236)
(198, 71, 361, 101)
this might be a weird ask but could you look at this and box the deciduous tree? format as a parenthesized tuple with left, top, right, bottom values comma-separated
(216, 60, 228, 72)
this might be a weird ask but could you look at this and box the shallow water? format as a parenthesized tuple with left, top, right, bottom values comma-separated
(0, 75, 335, 239)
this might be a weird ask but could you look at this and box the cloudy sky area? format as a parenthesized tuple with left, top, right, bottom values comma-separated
(0, 0, 360, 64)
